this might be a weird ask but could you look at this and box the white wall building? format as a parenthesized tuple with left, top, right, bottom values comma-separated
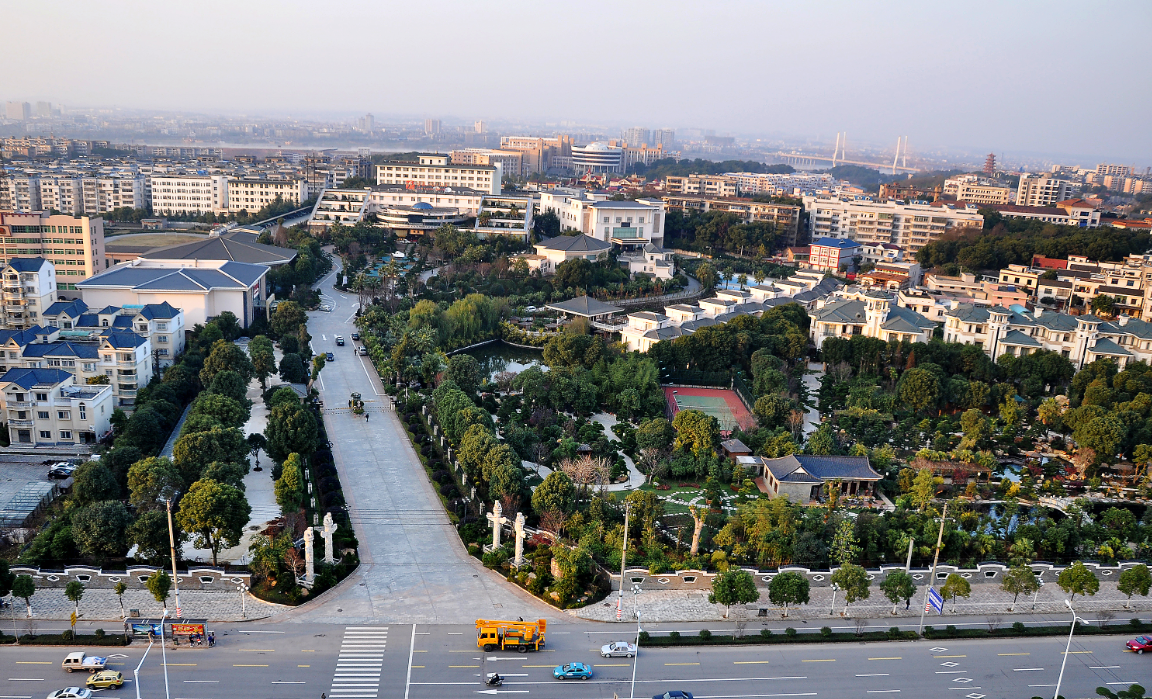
(943, 174, 1013, 205)
(0, 257, 56, 329)
(226, 178, 307, 213)
(803, 196, 985, 254)
(150, 174, 228, 215)
(375, 154, 501, 195)
(0, 212, 109, 291)
(808, 290, 936, 349)
(0, 368, 113, 446)
(1016, 174, 1075, 207)
(571, 143, 623, 174)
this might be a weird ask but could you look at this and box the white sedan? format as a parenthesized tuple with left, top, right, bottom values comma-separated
(47, 689, 92, 699)
(601, 641, 637, 658)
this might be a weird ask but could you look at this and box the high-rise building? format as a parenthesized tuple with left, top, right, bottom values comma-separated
(375, 153, 501, 195)
(499, 135, 573, 173)
(622, 127, 651, 146)
(653, 129, 675, 148)
(1096, 163, 1132, 177)
(356, 114, 375, 133)
(424, 119, 442, 136)
(0, 212, 109, 289)
(474, 120, 486, 134)
(5, 102, 30, 121)
(1016, 174, 1075, 207)
(35, 101, 52, 118)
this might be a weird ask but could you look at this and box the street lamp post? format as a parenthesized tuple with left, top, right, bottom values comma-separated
(165, 494, 182, 620)
(1053, 599, 1085, 699)
(829, 583, 840, 616)
(1032, 579, 1045, 611)
(160, 609, 171, 699)
(238, 583, 249, 619)
(917, 501, 950, 635)
(629, 611, 642, 699)
(617, 502, 631, 622)
(133, 636, 154, 699)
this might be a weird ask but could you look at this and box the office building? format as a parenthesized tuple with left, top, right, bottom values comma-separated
(1016, 174, 1075, 207)
(622, 127, 651, 146)
(803, 196, 984, 254)
(0, 212, 108, 289)
(424, 119, 442, 136)
(374, 154, 501, 195)
(450, 149, 524, 177)
(571, 143, 623, 174)
(499, 135, 573, 173)
(942, 174, 1013, 205)
(653, 129, 675, 147)
(0, 368, 113, 446)
(35, 101, 52, 118)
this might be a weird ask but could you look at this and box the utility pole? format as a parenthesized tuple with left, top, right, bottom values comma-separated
(617, 502, 631, 622)
(166, 495, 182, 619)
(917, 501, 949, 635)
(904, 537, 914, 571)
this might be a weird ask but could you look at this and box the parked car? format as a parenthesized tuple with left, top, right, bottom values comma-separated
(601, 641, 636, 657)
(335, 336, 345, 346)
(1126, 635, 1152, 654)
(326, 352, 335, 362)
(553, 662, 592, 680)
(47, 688, 92, 699)
(62, 653, 106, 673)
(48, 463, 77, 479)
(358, 346, 368, 355)
(653, 692, 694, 699)
(85, 671, 123, 689)
(525, 305, 538, 313)
(351, 332, 360, 341)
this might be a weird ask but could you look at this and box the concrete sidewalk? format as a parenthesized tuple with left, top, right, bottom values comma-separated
(1, 587, 286, 623)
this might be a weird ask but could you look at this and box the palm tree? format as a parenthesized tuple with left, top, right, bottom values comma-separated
(754, 269, 765, 286)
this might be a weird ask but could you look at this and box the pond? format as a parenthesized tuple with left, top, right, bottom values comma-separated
(461, 341, 546, 380)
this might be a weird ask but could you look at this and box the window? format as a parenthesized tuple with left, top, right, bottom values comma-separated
(157, 336, 168, 343)
(35, 392, 47, 401)
(58, 411, 70, 420)
(39, 430, 51, 439)
(79, 404, 86, 420)
(59, 430, 72, 440)
(37, 411, 48, 419)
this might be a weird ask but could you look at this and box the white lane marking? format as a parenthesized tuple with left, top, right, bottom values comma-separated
(404, 623, 416, 699)
(1013, 668, 1044, 671)
(856, 674, 889, 677)
(1091, 666, 1121, 669)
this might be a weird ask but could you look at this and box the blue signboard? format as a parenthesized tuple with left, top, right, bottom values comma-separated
(927, 586, 944, 615)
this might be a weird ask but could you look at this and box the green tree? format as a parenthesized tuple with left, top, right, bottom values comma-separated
(879, 570, 916, 614)
(212, 311, 243, 341)
(940, 572, 971, 612)
(1117, 563, 1151, 608)
(249, 335, 277, 389)
(959, 408, 989, 449)
(1001, 564, 1040, 611)
(1091, 294, 1118, 317)
(672, 409, 720, 458)
(202, 461, 246, 489)
(446, 354, 482, 395)
(830, 517, 860, 566)
(708, 569, 760, 618)
(754, 394, 793, 430)
(830, 563, 870, 614)
(172, 427, 248, 485)
(145, 569, 171, 611)
(768, 571, 810, 617)
(695, 261, 719, 290)
(176, 479, 251, 566)
(209, 370, 251, 407)
(910, 468, 941, 511)
(128, 510, 183, 565)
(70, 501, 132, 563)
(274, 453, 306, 514)
(1058, 561, 1100, 603)
(70, 461, 121, 505)
(1095, 683, 1148, 698)
(278, 353, 309, 383)
(128, 457, 184, 511)
(190, 393, 249, 429)
(264, 402, 320, 462)
(270, 300, 308, 339)
(64, 580, 85, 625)
(12, 574, 35, 617)
(310, 353, 326, 383)
(199, 338, 254, 386)
(899, 368, 941, 413)
(635, 417, 674, 452)
(113, 581, 127, 619)
(531, 471, 575, 516)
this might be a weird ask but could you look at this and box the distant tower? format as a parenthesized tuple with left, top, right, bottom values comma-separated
(983, 153, 997, 176)
(474, 120, 485, 134)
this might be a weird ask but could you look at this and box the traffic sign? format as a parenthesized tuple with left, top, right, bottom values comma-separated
(927, 586, 944, 615)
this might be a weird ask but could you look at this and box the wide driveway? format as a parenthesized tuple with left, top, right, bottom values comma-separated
(281, 268, 559, 625)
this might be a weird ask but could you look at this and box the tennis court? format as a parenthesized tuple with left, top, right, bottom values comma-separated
(664, 385, 756, 432)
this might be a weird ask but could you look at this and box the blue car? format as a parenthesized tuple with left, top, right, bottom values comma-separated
(553, 662, 592, 680)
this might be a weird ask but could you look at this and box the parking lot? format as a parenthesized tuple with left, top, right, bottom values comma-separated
(0, 454, 71, 528)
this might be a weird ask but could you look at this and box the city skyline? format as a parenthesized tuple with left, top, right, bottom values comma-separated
(4, 0, 1150, 164)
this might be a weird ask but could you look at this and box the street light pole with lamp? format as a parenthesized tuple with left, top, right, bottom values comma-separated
(829, 583, 840, 616)
(1053, 599, 1086, 699)
(164, 492, 182, 620)
(159, 609, 172, 699)
(237, 582, 249, 619)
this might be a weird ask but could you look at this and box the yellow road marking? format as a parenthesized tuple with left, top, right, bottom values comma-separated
(449, 665, 479, 668)
(665, 662, 700, 666)
(298, 665, 310, 668)
(595, 664, 631, 667)
(168, 664, 197, 666)
(734, 661, 771, 664)
(999, 653, 1030, 656)
(802, 659, 836, 662)
(869, 657, 902, 661)
(301, 649, 316, 652)
(934, 655, 966, 658)
(414, 650, 428, 652)
(15, 662, 51, 664)
(411, 665, 425, 668)
(233, 664, 269, 667)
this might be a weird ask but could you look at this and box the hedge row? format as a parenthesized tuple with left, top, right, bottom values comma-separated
(639, 628, 919, 646)
(923, 618, 1150, 640)
(5, 632, 132, 646)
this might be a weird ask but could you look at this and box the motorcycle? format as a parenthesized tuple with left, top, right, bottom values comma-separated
(484, 673, 502, 687)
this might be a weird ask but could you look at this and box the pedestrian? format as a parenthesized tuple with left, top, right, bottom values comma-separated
(366, 412, 370, 421)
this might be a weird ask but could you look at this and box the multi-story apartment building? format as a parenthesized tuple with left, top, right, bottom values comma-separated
(726, 172, 841, 197)
(802, 196, 984, 254)
(538, 189, 665, 248)
(0, 174, 42, 212)
(36, 176, 146, 216)
(1016, 174, 1075, 207)
(375, 154, 501, 195)
(150, 174, 228, 215)
(0, 213, 108, 290)
(809, 290, 936, 349)
(474, 195, 533, 241)
(986, 199, 1101, 228)
(942, 174, 1013, 205)
(0, 258, 56, 329)
(498, 135, 573, 174)
(808, 237, 861, 273)
(226, 177, 307, 213)
(42, 299, 185, 368)
(0, 368, 113, 446)
(664, 174, 738, 197)
(660, 195, 802, 247)
(449, 149, 525, 178)
(99, 331, 152, 406)
(1096, 163, 1132, 177)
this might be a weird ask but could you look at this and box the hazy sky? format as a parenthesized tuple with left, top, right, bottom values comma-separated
(7, 0, 1150, 162)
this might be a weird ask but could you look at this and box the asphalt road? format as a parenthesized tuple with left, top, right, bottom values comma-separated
(1, 619, 1144, 699)
(278, 268, 557, 625)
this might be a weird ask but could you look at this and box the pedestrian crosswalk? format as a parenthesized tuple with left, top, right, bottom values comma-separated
(329, 626, 387, 698)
